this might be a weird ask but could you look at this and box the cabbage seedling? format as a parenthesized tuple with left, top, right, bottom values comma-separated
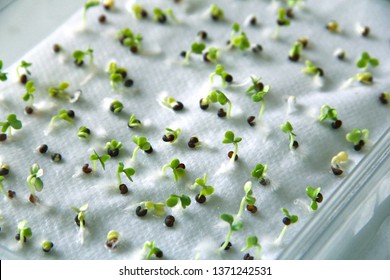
(165, 194, 191, 209)
(183, 42, 206, 63)
(89, 150, 111, 171)
(0, 60, 7, 81)
(251, 164, 269, 186)
(116, 162, 135, 185)
(209, 64, 233, 88)
(73, 48, 94, 66)
(229, 23, 251, 51)
(189, 173, 215, 203)
(218, 214, 243, 252)
(105, 139, 123, 157)
(318, 105, 342, 129)
(83, 1, 100, 23)
(131, 135, 153, 160)
(22, 81, 36, 107)
(306, 186, 323, 210)
(26, 163, 44, 203)
(280, 121, 299, 150)
(346, 128, 369, 151)
(162, 128, 181, 143)
(105, 230, 120, 250)
(162, 158, 186, 182)
(128, 114, 142, 128)
(143, 240, 163, 259)
(138, 201, 165, 216)
(50, 109, 74, 127)
(16, 220, 32, 244)
(222, 131, 242, 162)
(303, 60, 324, 76)
(241, 235, 262, 260)
(200, 90, 232, 118)
(237, 181, 256, 218)
(275, 208, 298, 244)
(209, 4, 224, 21)
(71, 203, 88, 244)
(0, 114, 22, 137)
(356, 52, 379, 69)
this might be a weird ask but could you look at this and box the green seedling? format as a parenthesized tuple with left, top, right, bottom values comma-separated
(246, 77, 270, 122)
(288, 41, 303, 62)
(16, 60, 32, 77)
(379, 92, 390, 104)
(71, 203, 88, 243)
(50, 109, 74, 127)
(89, 150, 111, 171)
(356, 52, 379, 69)
(116, 162, 135, 185)
(241, 235, 262, 260)
(0, 60, 7, 81)
(218, 213, 243, 252)
(139, 201, 165, 216)
(303, 60, 324, 76)
(16, 220, 32, 244)
(276, 208, 298, 244)
(251, 164, 269, 186)
(132, 4, 148, 20)
(331, 151, 348, 175)
(222, 131, 242, 163)
(162, 158, 186, 182)
(48, 82, 75, 101)
(77, 126, 91, 139)
(42, 240, 54, 252)
(131, 135, 152, 161)
(280, 121, 299, 150)
(229, 23, 251, 51)
(209, 64, 233, 88)
(116, 27, 143, 53)
(105, 230, 120, 250)
(26, 163, 44, 203)
(143, 240, 163, 259)
(106, 62, 127, 90)
(237, 181, 256, 218)
(184, 42, 206, 63)
(166, 194, 191, 209)
(128, 114, 142, 128)
(105, 139, 123, 157)
(22, 81, 36, 106)
(352, 72, 374, 85)
(274, 8, 290, 38)
(346, 128, 369, 151)
(0, 114, 22, 137)
(161, 96, 184, 111)
(209, 4, 224, 21)
(162, 128, 181, 143)
(204, 47, 221, 63)
(110, 100, 123, 113)
(306, 186, 323, 211)
(200, 90, 232, 118)
(190, 173, 215, 203)
(83, 1, 100, 22)
(319, 105, 342, 129)
(73, 48, 94, 66)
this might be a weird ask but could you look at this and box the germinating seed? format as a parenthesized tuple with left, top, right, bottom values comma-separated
(247, 116, 256, 126)
(136, 206, 147, 217)
(379, 93, 388, 104)
(74, 215, 85, 227)
(331, 166, 343, 176)
(197, 30, 208, 40)
(172, 101, 184, 111)
(180, 51, 187, 58)
(218, 108, 227, 118)
(282, 217, 291, 226)
(82, 163, 92, 174)
(0, 164, 10, 176)
(29, 194, 38, 204)
(228, 151, 238, 161)
(8, 190, 16, 199)
(195, 194, 206, 204)
(51, 153, 62, 162)
(260, 178, 270, 186)
(53, 44, 61, 53)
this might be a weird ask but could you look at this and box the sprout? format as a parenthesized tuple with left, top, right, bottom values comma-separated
(209, 64, 233, 88)
(23, 81, 36, 106)
(77, 126, 91, 139)
(274, 8, 290, 38)
(105, 139, 123, 157)
(26, 164, 44, 203)
(222, 131, 242, 163)
(218, 214, 243, 252)
(241, 235, 262, 260)
(209, 4, 224, 21)
(288, 41, 303, 62)
(0, 60, 7, 81)
(183, 42, 206, 63)
(162, 128, 181, 143)
(162, 158, 186, 182)
(106, 62, 128, 90)
(319, 105, 342, 129)
(280, 121, 299, 150)
(331, 151, 348, 175)
(128, 114, 142, 128)
(346, 128, 369, 151)
(110, 100, 123, 113)
(246, 77, 270, 122)
(116, 28, 143, 53)
(229, 23, 251, 51)
(131, 135, 153, 161)
(189, 174, 215, 203)
(251, 164, 269, 186)
(204, 47, 221, 63)
(276, 208, 298, 244)
(356, 52, 379, 69)
(71, 203, 88, 243)
(161, 96, 184, 111)
(50, 109, 74, 127)
(306, 186, 323, 210)
(237, 181, 256, 218)
(116, 162, 135, 185)
(153, 8, 178, 23)
(201, 90, 232, 118)
(139, 201, 165, 216)
(143, 240, 163, 259)
(326, 20, 340, 33)
(16, 60, 32, 78)
(166, 194, 191, 209)
(379, 92, 390, 104)
(73, 48, 94, 66)
(132, 4, 148, 20)
(16, 220, 32, 244)
(105, 230, 120, 250)
(83, 1, 100, 22)
(48, 82, 77, 101)
(42, 240, 54, 252)
(0, 114, 22, 137)
(352, 72, 374, 85)
(303, 60, 324, 76)
(89, 150, 111, 171)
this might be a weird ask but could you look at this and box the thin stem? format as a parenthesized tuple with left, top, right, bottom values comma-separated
(258, 101, 265, 122)
(93, 160, 97, 172)
(184, 51, 191, 64)
(230, 142, 238, 163)
(236, 197, 246, 218)
(116, 172, 121, 185)
(7, 126, 12, 137)
(255, 245, 262, 260)
(161, 164, 171, 174)
(288, 133, 294, 150)
(27, 176, 35, 195)
(226, 100, 232, 118)
(209, 73, 216, 84)
(275, 225, 288, 244)
(145, 250, 153, 260)
(218, 228, 233, 252)
(131, 147, 140, 161)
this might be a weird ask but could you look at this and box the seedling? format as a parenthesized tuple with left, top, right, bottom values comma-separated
(356, 52, 379, 69)
(132, 4, 148, 20)
(379, 92, 390, 104)
(241, 235, 262, 260)
(105, 230, 120, 250)
(83, 1, 100, 23)
(77, 126, 91, 139)
(318, 105, 342, 129)
(162, 158, 186, 182)
(209, 64, 233, 88)
(303, 60, 324, 76)
(183, 42, 206, 63)
(128, 114, 142, 128)
(274, 8, 290, 38)
(209, 4, 224, 21)
(89, 150, 111, 171)
(203, 47, 221, 63)
(139, 201, 165, 216)
(48, 82, 77, 101)
(306, 186, 323, 210)
(346, 128, 369, 151)
(16, 60, 32, 83)
(189, 174, 215, 203)
(73, 48, 94, 66)
(42, 240, 54, 252)
(71, 203, 88, 243)
(153, 8, 178, 23)
(106, 62, 129, 90)
(351, 72, 373, 85)
(280, 121, 299, 150)
(287, 0, 304, 8)
(237, 182, 256, 218)
(166, 194, 191, 209)
(0, 60, 7, 81)
(143, 240, 163, 259)
(222, 131, 242, 163)
(103, 0, 114, 10)
(110, 100, 123, 113)
(16, 220, 32, 244)
(276, 208, 298, 244)
(331, 151, 348, 175)
(200, 90, 232, 118)
(229, 23, 251, 51)
(288, 41, 303, 62)
(22, 81, 36, 106)
(131, 135, 153, 160)
(26, 163, 44, 203)
(0, 114, 22, 137)
(246, 78, 270, 122)
(116, 27, 143, 53)
(0, 163, 10, 176)
(116, 162, 135, 185)
(218, 214, 243, 252)
(162, 128, 181, 143)
(50, 109, 74, 127)
(161, 96, 184, 111)
(105, 139, 123, 157)
(251, 164, 269, 186)
(188, 136, 201, 149)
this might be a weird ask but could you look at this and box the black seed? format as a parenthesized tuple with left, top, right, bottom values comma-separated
(172, 101, 184, 111)
(188, 142, 196, 148)
(361, 26, 370, 37)
(252, 44, 263, 53)
(286, 8, 294, 18)
(211, 14, 219, 21)
(224, 74, 233, 83)
(317, 68, 324, 76)
(74, 59, 84, 66)
(53, 44, 61, 53)
(145, 146, 153, 154)
(228, 151, 238, 161)
(0, 134, 7, 141)
(74, 215, 85, 227)
(195, 194, 206, 204)
(359, 140, 365, 147)
(108, 148, 119, 157)
(119, 184, 128, 194)
(226, 40, 231, 46)
(203, 52, 210, 62)
(298, 37, 309, 48)
(180, 51, 187, 58)
(29, 194, 38, 204)
(198, 30, 208, 40)
(158, 15, 167, 23)
(177, 163, 186, 169)
(243, 253, 254, 260)
(141, 10, 148, 18)
(51, 153, 62, 162)
(82, 163, 92, 174)
(38, 144, 48, 154)
(260, 178, 270, 186)
(189, 137, 199, 144)
(331, 166, 343, 176)
(162, 134, 175, 142)
(316, 193, 323, 203)
(20, 74, 28, 84)
(288, 53, 300, 62)
(292, 140, 299, 149)
(25, 106, 34, 114)
(116, 68, 127, 79)
(15, 233, 26, 242)
(98, 14, 106, 24)
(246, 204, 257, 213)
(0, 165, 9, 176)
(136, 206, 148, 217)
(354, 144, 362, 151)
(218, 108, 227, 118)
(199, 98, 209, 110)
(130, 46, 138, 54)
(124, 79, 134, 88)
(155, 250, 163, 258)
(277, 19, 286, 26)
(247, 116, 256, 126)
(283, 217, 291, 226)
(337, 51, 345, 60)
(221, 241, 232, 250)
(7, 190, 16, 199)
(332, 120, 342, 129)
(67, 110, 75, 118)
(250, 16, 257, 26)
(379, 93, 388, 104)
(164, 215, 175, 227)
